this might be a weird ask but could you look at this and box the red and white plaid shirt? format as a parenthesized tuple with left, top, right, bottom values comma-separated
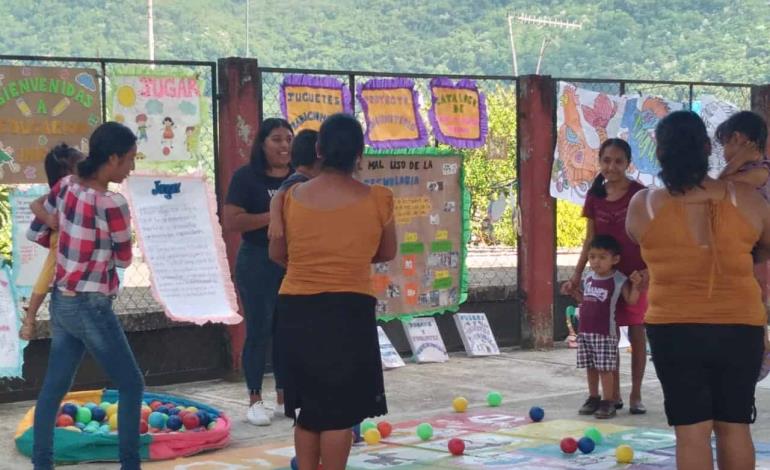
(27, 175, 132, 296)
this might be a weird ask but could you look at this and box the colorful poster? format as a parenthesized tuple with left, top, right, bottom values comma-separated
(0, 65, 100, 184)
(453, 312, 500, 356)
(279, 74, 352, 132)
(378, 326, 406, 369)
(428, 78, 487, 148)
(123, 173, 241, 325)
(402, 316, 449, 363)
(111, 72, 203, 161)
(360, 148, 469, 320)
(10, 185, 49, 291)
(357, 78, 428, 149)
(698, 95, 739, 177)
(550, 82, 684, 204)
(0, 263, 25, 378)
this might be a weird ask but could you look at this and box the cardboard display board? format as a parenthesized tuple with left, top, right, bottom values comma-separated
(360, 148, 469, 320)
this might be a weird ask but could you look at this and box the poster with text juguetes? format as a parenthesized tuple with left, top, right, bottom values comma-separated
(0, 65, 101, 184)
(360, 148, 469, 320)
(111, 72, 203, 161)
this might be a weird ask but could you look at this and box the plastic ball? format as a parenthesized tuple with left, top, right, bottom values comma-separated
(584, 427, 603, 445)
(107, 403, 119, 417)
(56, 414, 74, 427)
(166, 415, 183, 431)
(377, 421, 392, 438)
(361, 420, 377, 434)
(616, 444, 634, 463)
(140, 407, 151, 421)
(186, 406, 199, 414)
(560, 437, 578, 454)
(290, 457, 299, 470)
(182, 413, 200, 430)
(148, 411, 167, 429)
(84, 402, 98, 410)
(149, 400, 163, 410)
(91, 406, 106, 423)
(352, 423, 362, 443)
(416, 423, 433, 441)
(63, 425, 81, 432)
(487, 392, 502, 407)
(529, 406, 545, 422)
(448, 438, 465, 455)
(139, 420, 149, 434)
(578, 437, 595, 454)
(99, 402, 111, 412)
(197, 411, 212, 427)
(108, 413, 119, 431)
(207, 421, 217, 431)
(99, 424, 111, 434)
(452, 397, 469, 413)
(61, 403, 78, 419)
(363, 428, 381, 445)
(168, 407, 181, 416)
(75, 422, 86, 430)
(76, 406, 92, 424)
(156, 406, 170, 415)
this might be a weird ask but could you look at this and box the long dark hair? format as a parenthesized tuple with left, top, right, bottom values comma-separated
(44, 143, 83, 188)
(715, 110, 768, 153)
(655, 110, 710, 195)
(587, 138, 633, 198)
(318, 113, 364, 173)
(78, 122, 137, 179)
(249, 118, 293, 175)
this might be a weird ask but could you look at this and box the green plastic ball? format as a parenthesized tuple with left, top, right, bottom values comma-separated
(487, 392, 503, 407)
(75, 407, 92, 424)
(416, 423, 433, 440)
(584, 427, 603, 445)
(361, 421, 377, 434)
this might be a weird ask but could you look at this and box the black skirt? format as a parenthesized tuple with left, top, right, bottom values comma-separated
(276, 292, 387, 432)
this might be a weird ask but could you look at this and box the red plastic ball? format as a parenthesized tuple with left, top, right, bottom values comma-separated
(150, 401, 163, 411)
(139, 420, 149, 434)
(560, 437, 578, 454)
(56, 414, 74, 427)
(377, 422, 393, 438)
(182, 413, 200, 430)
(140, 408, 151, 420)
(448, 438, 465, 456)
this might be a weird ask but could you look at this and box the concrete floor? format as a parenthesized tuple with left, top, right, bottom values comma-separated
(3, 347, 770, 469)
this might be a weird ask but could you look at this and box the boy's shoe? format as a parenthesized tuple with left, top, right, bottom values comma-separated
(595, 400, 617, 419)
(246, 401, 271, 426)
(615, 399, 624, 410)
(578, 396, 601, 415)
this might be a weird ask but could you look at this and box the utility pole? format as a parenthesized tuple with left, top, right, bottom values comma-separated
(147, 0, 155, 61)
(507, 13, 582, 75)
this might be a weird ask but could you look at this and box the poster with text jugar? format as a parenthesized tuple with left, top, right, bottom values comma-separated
(0, 65, 100, 184)
(360, 148, 469, 320)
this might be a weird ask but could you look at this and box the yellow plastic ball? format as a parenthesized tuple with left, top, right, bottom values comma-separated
(186, 406, 199, 413)
(616, 444, 634, 463)
(109, 413, 119, 431)
(363, 428, 381, 445)
(452, 397, 469, 413)
(107, 403, 119, 417)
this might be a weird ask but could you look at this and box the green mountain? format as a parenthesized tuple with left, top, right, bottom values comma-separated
(2, 0, 769, 84)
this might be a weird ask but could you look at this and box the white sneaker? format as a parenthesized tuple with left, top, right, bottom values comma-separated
(247, 401, 271, 426)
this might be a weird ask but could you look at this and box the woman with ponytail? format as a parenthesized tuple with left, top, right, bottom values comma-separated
(561, 138, 648, 416)
(27, 122, 143, 470)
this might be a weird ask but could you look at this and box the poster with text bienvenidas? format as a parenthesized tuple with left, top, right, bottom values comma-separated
(0, 264, 25, 378)
(124, 174, 241, 325)
(360, 148, 468, 320)
(0, 65, 100, 184)
(111, 72, 203, 161)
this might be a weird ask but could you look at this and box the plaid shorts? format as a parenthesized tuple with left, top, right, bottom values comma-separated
(577, 333, 619, 371)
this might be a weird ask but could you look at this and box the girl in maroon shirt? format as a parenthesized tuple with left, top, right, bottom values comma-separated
(561, 138, 648, 415)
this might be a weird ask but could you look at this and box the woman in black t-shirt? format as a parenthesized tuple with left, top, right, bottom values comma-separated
(224, 118, 293, 426)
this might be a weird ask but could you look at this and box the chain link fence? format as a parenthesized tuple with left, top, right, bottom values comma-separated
(0, 56, 217, 320)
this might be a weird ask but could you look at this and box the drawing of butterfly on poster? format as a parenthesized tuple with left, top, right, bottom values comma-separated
(110, 72, 203, 161)
(551, 82, 686, 205)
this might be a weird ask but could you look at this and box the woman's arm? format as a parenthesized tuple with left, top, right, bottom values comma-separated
(722, 167, 770, 188)
(372, 219, 397, 263)
(30, 195, 58, 230)
(268, 232, 288, 268)
(560, 219, 594, 295)
(625, 189, 649, 244)
(222, 204, 270, 233)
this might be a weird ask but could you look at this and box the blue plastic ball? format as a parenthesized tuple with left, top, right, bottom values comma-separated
(352, 423, 362, 443)
(61, 403, 78, 418)
(91, 407, 106, 423)
(529, 406, 545, 422)
(156, 406, 170, 415)
(166, 415, 183, 431)
(84, 402, 98, 411)
(148, 411, 167, 429)
(168, 407, 181, 416)
(578, 437, 595, 454)
(290, 456, 299, 470)
(197, 411, 211, 428)
(75, 422, 86, 430)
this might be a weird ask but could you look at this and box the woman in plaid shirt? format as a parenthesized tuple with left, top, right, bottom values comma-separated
(27, 122, 142, 470)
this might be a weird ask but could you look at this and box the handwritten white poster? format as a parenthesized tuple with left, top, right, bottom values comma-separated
(0, 264, 25, 377)
(111, 73, 202, 161)
(403, 316, 448, 363)
(10, 185, 49, 291)
(124, 174, 240, 325)
(453, 312, 500, 357)
(378, 326, 405, 369)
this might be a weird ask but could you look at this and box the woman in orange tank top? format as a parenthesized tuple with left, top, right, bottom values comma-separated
(269, 114, 397, 470)
(626, 110, 770, 470)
